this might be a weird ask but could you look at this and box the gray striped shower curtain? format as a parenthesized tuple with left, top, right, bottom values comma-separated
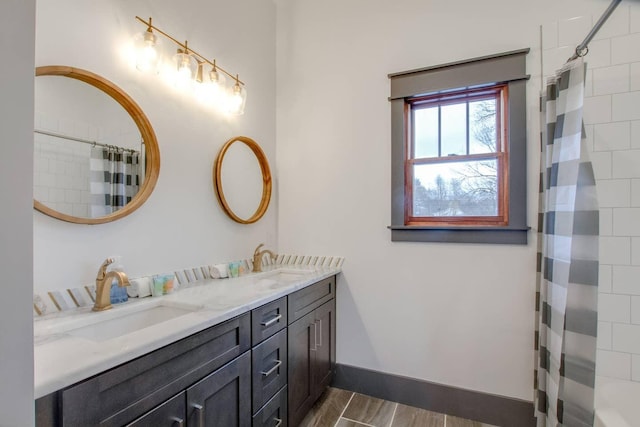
(89, 146, 141, 218)
(534, 59, 599, 427)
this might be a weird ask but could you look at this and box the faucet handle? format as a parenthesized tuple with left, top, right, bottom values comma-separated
(254, 243, 264, 256)
(96, 257, 115, 280)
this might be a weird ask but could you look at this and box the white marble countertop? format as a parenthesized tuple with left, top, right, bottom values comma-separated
(34, 264, 340, 399)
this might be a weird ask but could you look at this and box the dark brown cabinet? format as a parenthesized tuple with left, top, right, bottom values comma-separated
(287, 277, 336, 427)
(36, 275, 337, 427)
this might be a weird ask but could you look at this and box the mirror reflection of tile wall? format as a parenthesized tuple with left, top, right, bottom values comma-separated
(33, 116, 91, 218)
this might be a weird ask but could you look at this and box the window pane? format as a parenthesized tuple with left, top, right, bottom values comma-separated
(469, 99, 497, 154)
(412, 159, 498, 217)
(413, 107, 438, 158)
(440, 103, 467, 156)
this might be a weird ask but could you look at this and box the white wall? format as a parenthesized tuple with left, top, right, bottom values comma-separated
(540, 3, 640, 384)
(34, 0, 277, 292)
(0, 0, 35, 424)
(275, 0, 613, 401)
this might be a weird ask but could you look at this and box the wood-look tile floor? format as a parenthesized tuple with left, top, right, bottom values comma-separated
(299, 387, 498, 427)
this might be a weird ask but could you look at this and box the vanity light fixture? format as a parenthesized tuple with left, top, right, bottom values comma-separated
(133, 16, 247, 115)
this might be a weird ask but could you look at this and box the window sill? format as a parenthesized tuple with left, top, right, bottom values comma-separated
(388, 225, 530, 244)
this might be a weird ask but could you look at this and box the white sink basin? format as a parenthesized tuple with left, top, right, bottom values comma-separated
(248, 268, 316, 290)
(35, 300, 201, 342)
(68, 305, 195, 342)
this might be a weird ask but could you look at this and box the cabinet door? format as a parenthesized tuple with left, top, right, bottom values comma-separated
(187, 352, 251, 427)
(287, 310, 316, 427)
(312, 299, 335, 399)
(125, 392, 185, 427)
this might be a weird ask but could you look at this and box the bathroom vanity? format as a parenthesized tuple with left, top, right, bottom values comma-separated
(34, 267, 337, 427)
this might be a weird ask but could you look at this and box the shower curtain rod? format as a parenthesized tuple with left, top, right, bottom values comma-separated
(568, 0, 622, 61)
(34, 129, 139, 153)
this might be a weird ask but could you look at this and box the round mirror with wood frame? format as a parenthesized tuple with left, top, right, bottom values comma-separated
(213, 136, 272, 224)
(34, 66, 160, 224)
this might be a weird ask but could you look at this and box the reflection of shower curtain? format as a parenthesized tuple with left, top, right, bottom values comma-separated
(534, 59, 599, 427)
(89, 146, 141, 218)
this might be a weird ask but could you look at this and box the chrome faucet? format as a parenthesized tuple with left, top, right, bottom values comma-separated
(93, 258, 130, 311)
(252, 243, 276, 273)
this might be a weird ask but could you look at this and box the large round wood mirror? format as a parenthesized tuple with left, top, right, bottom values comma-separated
(34, 66, 160, 224)
(213, 136, 272, 224)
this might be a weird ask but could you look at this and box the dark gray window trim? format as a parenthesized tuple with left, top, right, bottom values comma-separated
(389, 49, 531, 245)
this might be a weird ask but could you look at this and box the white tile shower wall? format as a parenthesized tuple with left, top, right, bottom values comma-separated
(34, 114, 91, 217)
(544, 3, 640, 382)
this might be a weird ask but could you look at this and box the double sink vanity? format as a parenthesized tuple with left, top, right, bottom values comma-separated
(35, 265, 339, 426)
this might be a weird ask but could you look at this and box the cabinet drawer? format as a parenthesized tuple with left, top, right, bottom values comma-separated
(252, 297, 287, 345)
(253, 386, 287, 427)
(252, 329, 288, 413)
(60, 313, 250, 426)
(125, 392, 185, 427)
(288, 276, 335, 324)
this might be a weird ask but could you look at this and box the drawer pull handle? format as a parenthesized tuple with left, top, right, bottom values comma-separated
(318, 319, 323, 347)
(261, 313, 282, 328)
(261, 359, 282, 377)
(310, 321, 317, 351)
(192, 403, 204, 427)
(274, 418, 283, 427)
(170, 417, 185, 427)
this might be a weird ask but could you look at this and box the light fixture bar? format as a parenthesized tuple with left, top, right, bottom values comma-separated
(135, 16, 244, 86)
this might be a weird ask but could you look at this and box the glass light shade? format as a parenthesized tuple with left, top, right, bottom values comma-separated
(134, 30, 161, 73)
(195, 65, 228, 108)
(227, 82, 247, 115)
(209, 67, 226, 87)
(173, 49, 196, 91)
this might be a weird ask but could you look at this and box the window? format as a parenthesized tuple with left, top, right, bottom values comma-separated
(407, 84, 508, 226)
(389, 49, 529, 244)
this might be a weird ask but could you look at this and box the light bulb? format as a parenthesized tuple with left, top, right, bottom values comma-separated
(134, 29, 161, 73)
(227, 81, 247, 115)
(195, 65, 228, 110)
(173, 49, 195, 91)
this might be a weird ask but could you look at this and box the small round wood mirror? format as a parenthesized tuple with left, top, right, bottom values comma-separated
(34, 66, 160, 224)
(213, 136, 272, 224)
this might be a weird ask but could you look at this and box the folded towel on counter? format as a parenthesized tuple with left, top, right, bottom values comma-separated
(209, 264, 229, 279)
(127, 277, 152, 298)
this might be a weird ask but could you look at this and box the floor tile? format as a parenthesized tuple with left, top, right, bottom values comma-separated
(391, 403, 444, 427)
(299, 387, 354, 427)
(446, 415, 498, 427)
(336, 418, 372, 427)
(342, 393, 396, 426)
